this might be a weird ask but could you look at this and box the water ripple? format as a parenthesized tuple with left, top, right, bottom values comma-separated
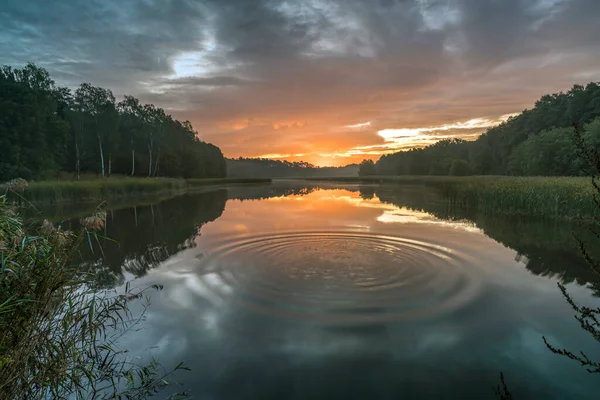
(193, 231, 482, 325)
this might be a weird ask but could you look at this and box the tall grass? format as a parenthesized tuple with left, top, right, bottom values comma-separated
(306, 176, 599, 220)
(17, 178, 186, 204)
(3, 177, 273, 204)
(434, 176, 598, 220)
(0, 196, 187, 399)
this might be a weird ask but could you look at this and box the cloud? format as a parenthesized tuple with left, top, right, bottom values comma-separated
(345, 122, 372, 129)
(1, 0, 599, 165)
(161, 75, 257, 87)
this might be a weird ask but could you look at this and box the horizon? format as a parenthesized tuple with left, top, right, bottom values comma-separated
(2, 0, 600, 166)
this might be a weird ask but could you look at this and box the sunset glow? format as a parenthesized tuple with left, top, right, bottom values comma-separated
(3, 0, 599, 166)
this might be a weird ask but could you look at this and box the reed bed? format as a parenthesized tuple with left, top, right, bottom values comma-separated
(17, 178, 186, 204)
(307, 176, 598, 221)
(4, 177, 271, 204)
(435, 176, 597, 220)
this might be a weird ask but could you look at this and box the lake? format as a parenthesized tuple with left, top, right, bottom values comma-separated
(40, 181, 600, 399)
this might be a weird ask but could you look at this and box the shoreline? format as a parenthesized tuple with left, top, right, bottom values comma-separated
(298, 175, 598, 221)
(6, 177, 272, 205)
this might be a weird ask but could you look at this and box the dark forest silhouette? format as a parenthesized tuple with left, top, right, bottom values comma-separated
(0, 63, 226, 181)
(358, 83, 600, 177)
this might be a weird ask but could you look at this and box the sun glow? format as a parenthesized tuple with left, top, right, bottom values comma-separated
(169, 52, 211, 78)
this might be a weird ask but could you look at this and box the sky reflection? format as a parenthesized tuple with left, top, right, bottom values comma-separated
(117, 188, 600, 400)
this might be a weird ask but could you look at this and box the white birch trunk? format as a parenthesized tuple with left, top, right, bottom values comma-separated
(98, 136, 105, 178)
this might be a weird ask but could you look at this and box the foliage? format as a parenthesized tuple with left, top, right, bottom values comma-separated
(0, 64, 70, 180)
(0, 178, 28, 192)
(226, 157, 358, 178)
(376, 83, 600, 177)
(358, 159, 377, 176)
(493, 373, 513, 400)
(449, 159, 472, 176)
(541, 123, 600, 376)
(0, 63, 226, 181)
(0, 196, 188, 399)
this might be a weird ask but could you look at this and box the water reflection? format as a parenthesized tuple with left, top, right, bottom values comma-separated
(371, 184, 600, 295)
(35, 182, 600, 399)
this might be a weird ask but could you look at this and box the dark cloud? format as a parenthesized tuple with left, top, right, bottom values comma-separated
(1, 0, 599, 164)
(161, 75, 257, 87)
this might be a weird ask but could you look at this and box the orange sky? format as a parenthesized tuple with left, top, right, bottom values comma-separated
(3, 0, 600, 166)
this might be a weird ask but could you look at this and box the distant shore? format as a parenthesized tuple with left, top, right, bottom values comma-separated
(300, 175, 598, 221)
(5, 177, 271, 204)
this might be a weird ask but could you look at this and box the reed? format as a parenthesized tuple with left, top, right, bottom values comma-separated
(16, 178, 186, 204)
(307, 176, 599, 220)
(433, 176, 597, 220)
(0, 196, 187, 399)
(3, 177, 272, 204)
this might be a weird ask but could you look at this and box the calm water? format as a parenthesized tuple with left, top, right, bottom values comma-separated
(42, 182, 600, 399)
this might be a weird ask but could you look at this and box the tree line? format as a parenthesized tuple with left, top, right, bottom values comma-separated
(227, 157, 359, 178)
(362, 82, 600, 177)
(0, 63, 226, 181)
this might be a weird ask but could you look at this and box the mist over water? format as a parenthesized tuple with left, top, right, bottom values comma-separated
(41, 182, 600, 399)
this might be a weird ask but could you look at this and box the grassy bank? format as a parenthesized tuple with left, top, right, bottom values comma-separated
(5, 177, 272, 204)
(15, 178, 186, 204)
(306, 176, 598, 221)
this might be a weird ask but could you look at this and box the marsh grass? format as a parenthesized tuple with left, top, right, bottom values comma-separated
(307, 176, 599, 221)
(0, 196, 188, 399)
(3, 177, 272, 205)
(434, 176, 598, 220)
(17, 178, 187, 204)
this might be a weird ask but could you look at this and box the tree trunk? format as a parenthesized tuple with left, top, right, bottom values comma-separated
(98, 136, 105, 178)
(131, 148, 135, 176)
(148, 142, 153, 177)
(154, 148, 160, 177)
(108, 154, 112, 177)
(75, 141, 81, 180)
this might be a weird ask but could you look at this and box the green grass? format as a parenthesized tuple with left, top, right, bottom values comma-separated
(305, 175, 599, 221)
(15, 178, 186, 204)
(433, 176, 597, 220)
(5, 177, 272, 204)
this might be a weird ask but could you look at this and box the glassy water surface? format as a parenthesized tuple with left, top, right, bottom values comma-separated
(40, 182, 600, 399)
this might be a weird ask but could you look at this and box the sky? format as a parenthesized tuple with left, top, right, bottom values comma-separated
(1, 0, 600, 166)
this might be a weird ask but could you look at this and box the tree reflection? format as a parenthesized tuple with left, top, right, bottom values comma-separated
(55, 184, 320, 287)
(79, 189, 228, 287)
(367, 185, 600, 296)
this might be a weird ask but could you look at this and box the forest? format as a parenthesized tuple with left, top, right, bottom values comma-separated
(227, 157, 359, 178)
(371, 82, 600, 177)
(0, 63, 226, 182)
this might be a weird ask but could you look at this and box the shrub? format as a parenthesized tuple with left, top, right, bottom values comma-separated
(0, 196, 187, 399)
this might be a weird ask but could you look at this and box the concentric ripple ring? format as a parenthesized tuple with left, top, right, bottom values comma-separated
(193, 231, 483, 325)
